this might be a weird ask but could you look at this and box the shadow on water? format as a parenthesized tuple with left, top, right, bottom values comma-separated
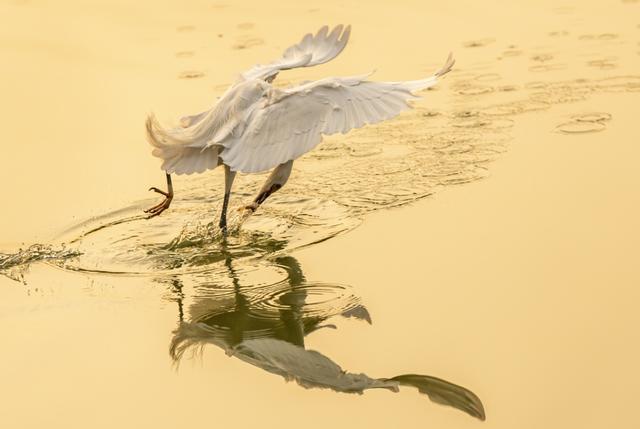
(168, 247, 486, 421)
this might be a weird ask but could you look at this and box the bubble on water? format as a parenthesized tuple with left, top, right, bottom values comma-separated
(571, 112, 612, 123)
(370, 161, 411, 175)
(474, 73, 502, 82)
(587, 59, 617, 70)
(482, 100, 551, 116)
(176, 25, 196, 32)
(420, 109, 441, 118)
(429, 130, 479, 146)
(451, 110, 481, 119)
(456, 86, 495, 96)
(435, 143, 474, 155)
(502, 49, 522, 57)
(529, 63, 567, 72)
(548, 30, 569, 37)
(462, 38, 495, 48)
(349, 146, 383, 157)
(556, 121, 606, 134)
(451, 116, 515, 130)
(179, 71, 205, 79)
(579, 33, 619, 40)
(525, 81, 549, 89)
(596, 75, 640, 92)
(232, 37, 264, 50)
(531, 53, 554, 62)
(530, 90, 588, 104)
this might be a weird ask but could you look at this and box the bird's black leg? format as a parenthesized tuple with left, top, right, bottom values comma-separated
(219, 165, 237, 233)
(219, 191, 231, 231)
(145, 173, 173, 218)
(246, 184, 281, 212)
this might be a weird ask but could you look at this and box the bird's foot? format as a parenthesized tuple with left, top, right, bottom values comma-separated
(144, 187, 173, 218)
(241, 202, 260, 213)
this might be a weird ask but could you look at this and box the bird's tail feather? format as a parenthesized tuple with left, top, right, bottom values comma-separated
(146, 115, 221, 175)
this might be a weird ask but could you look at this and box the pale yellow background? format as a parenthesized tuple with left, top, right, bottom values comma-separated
(1, 0, 639, 428)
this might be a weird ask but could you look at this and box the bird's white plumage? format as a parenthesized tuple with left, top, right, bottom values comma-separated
(241, 24, 351, 81)
(220, 73, 441, 173)
(145, 25, 455, 175)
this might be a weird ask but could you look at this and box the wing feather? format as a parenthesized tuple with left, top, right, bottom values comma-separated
(241, 25, 351, 81)
(220, 54, 454, 173)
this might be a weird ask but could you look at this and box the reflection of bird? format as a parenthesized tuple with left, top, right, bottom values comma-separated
(144, 25, 455, 231)
(170, 254, 485, 420)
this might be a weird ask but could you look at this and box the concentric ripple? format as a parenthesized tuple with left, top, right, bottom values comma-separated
(249, 282, 367, 321)
(51, 195, 359, 276)
(172, 263, 370, 350)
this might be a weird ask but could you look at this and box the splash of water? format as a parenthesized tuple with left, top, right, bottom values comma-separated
(0, 244, 81, 283)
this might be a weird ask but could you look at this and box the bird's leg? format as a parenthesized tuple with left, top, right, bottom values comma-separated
(145, 173, 173, 218)
(245, 160, 293, 213)
(219, 165, 237, 233)
(247, 184, 281, 212)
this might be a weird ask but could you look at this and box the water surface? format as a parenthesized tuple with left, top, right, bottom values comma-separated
(1, 0, 639, 428)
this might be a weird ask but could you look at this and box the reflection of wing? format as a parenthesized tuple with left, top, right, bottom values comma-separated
(221, 54, 455, 173)
(241, 25, 351, 81)
(231, 338, 485, 420)
(171, 327, 485, 420)
(231, 338, 397, 393)
(389, 374, 486, 421)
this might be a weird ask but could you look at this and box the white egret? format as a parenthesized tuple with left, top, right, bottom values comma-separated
(145, 25, 454, 230)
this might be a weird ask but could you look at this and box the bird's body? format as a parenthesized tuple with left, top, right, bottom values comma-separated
(144, 25, 454, 229)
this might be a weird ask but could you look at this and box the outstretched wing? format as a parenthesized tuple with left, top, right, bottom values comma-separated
(220, 54, 455, 173)
(241, 25, 351, 81)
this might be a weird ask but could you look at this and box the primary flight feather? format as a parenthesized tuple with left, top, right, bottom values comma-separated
(144, 25, 454, 231)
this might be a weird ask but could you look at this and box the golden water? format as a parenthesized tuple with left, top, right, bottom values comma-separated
(1, 0, 639, 427)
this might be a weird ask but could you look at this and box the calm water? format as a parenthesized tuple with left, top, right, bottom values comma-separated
(2, 0, 639, 427)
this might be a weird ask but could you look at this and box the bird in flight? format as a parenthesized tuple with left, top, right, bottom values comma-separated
(145, 25, 454, 231)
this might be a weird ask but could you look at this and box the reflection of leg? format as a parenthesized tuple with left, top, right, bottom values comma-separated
(145, 173, 173, 218)
(169, 278, 184, 322)
(245, 160, 293, 213)
(219, 165, 237, 232)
